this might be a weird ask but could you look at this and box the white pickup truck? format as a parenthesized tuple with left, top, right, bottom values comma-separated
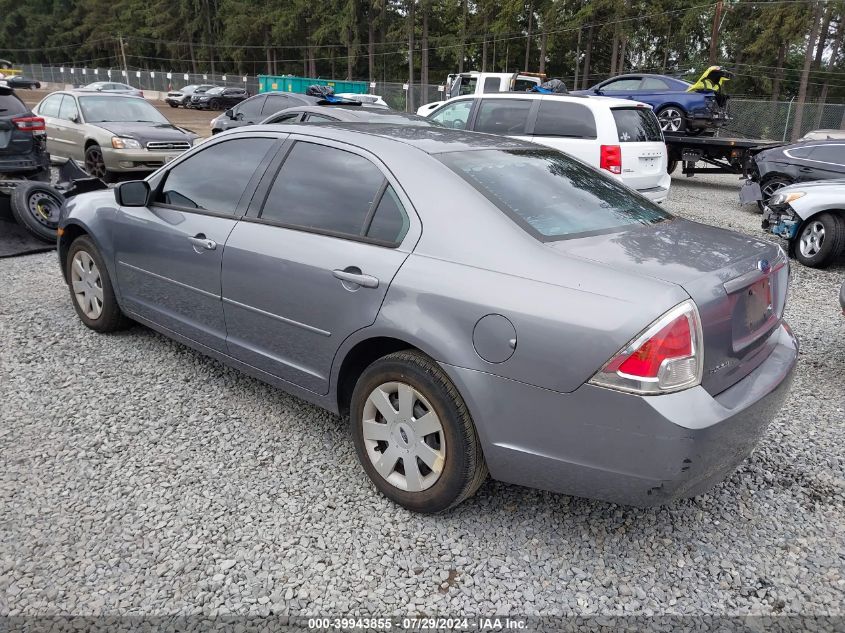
(416, 71, 544, 116)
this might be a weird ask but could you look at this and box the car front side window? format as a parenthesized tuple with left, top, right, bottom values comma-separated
(430, 100, 472, 130)
(157, 138, 276, 214)
(601, 79, 642, 92)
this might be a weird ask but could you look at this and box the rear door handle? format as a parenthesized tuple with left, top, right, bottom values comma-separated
(333, 269, 379, 289)
(189, 234, 217, 251)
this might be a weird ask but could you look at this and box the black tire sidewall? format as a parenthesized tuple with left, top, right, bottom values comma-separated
(350, 354, 476, 513)
(65, 236, 123, 331)
(10, 181, 63, 242)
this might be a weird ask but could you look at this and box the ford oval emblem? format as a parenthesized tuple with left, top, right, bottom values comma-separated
(757, 259, 771, 274)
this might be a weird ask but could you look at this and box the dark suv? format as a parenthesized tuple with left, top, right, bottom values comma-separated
(0, 84, 49, 179)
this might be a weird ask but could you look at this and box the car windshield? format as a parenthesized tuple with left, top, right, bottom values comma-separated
(206, 87, 224, 95)
(439, 149, 670, 241)
(78, 96, 169, 123)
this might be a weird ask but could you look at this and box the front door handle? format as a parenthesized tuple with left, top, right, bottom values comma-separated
(189, 234, 217, 251)
(333, 268, 379, 289)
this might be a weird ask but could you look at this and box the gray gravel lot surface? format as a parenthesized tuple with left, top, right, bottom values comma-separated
(1, 173, 843, 617)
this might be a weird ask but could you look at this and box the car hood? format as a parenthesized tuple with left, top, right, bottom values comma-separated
(92, 121, 197, 143)
(779, 178, 845, 192)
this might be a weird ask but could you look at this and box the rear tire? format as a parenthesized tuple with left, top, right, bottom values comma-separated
(792, 213, 845, 268)
(9, 181, 64, 243)
(65, 236, 131, 332)
(350, 350, 487, 513)
(656, 106, 687, 133)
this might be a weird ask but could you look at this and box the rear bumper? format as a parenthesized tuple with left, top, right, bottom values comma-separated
(101, 147, 186, 172)
(638, 185, 669, 203)
(0, 152, 51, 176)
(441, 323, 798, 507)
(164, 96, 186, 106)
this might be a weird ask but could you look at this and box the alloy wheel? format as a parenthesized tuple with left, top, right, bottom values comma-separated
(362, 381, 446, 492)
(799, 221, 825, 258)
(85, 147, 107, 180)
(70, 250, 104, 319)
(657, 108, 684, 132)
(761, 179, 789, 202)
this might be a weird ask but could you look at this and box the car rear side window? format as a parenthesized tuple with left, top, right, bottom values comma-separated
(533, 101, 597, 139)
(611, 107, 663, 142)
(261, 142, 386, 237)
(37, 94, 62, 117)
(809, 145, 845, 165)
(366, 186, 409, 243)
(158, 138, 276, 215)
(0, 92, 28, 116)
(440, 149, 670, 241)
(474, 99, 532, 135)
(513, 79, 538, 92)
(431, 100, 472, 129)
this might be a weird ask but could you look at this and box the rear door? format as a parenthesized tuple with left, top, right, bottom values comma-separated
(529, 98, 599, 165)
(609, 106, 668, 192)
(221, 137, 419, 394)
(33, 93, 63, 157)
(111, 134, 280, 352)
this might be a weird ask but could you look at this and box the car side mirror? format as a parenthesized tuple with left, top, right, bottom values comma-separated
(115, 180, 150, 207)
(224, 108, 234, 119)
(70, 115, 81, 124)
(595, 89, 604, 95)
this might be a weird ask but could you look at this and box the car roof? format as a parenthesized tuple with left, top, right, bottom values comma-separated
(236, 122, 536, 155)
(59, 90, 144, 98)
(444, 91, 647, 109)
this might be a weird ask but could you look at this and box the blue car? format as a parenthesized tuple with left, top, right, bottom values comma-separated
(572, 71, 729, 134)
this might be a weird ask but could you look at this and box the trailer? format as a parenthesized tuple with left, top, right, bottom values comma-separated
(664, 132, 781, 177)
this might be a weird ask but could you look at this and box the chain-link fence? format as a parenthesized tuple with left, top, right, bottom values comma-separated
(721, 98, 845, 141)
(16, 63, 845, 140)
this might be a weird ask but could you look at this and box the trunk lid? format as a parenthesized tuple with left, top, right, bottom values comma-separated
(610, 106, 668, 192)
(550, 218, 788, 395)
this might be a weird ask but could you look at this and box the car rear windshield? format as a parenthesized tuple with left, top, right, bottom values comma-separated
(0, 91, 27, 116)
(611, 107, 663, 142)
(439, 149, 670, 241)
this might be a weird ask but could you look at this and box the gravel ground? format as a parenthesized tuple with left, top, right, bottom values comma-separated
(0, 173, 843, 618)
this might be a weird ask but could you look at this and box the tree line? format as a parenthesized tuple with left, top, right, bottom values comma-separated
(1, 0, 844, 108)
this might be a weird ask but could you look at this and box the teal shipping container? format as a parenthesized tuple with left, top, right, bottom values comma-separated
(258, 75, 369, 95)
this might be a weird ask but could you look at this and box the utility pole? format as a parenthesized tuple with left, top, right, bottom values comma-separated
(708, 1, 723, 65)
(118, 34, 129, 77)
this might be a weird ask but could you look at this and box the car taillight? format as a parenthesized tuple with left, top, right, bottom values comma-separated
(600, 144, 622, 175)
(12, 116, 46, 132)
(589, 300, 703, 395)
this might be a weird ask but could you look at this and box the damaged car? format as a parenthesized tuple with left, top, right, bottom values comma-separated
(762, 180, 845, 268)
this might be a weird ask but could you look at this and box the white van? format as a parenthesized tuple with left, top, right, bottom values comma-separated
(425, 92, 671, 203)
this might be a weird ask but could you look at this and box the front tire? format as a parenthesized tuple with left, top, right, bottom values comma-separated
(84, 144, 115, 183)
(65, 236, 131, 332)
(209, 98, 221, 110)
(350, 350, 487, 513)
(757, 175, 794, 213)
(792, 213, 845, 268)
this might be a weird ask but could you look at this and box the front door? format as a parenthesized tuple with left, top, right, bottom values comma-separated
(111, 135, 280, 352)
(222, 138, 418, 394)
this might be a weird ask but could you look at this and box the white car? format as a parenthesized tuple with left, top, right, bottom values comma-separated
(425, 92, 671, 203)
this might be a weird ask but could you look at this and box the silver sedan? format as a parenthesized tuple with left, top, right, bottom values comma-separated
(57, 124, 798, 513)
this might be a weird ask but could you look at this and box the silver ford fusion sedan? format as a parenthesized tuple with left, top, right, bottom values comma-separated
(57, 125, 798, 513)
